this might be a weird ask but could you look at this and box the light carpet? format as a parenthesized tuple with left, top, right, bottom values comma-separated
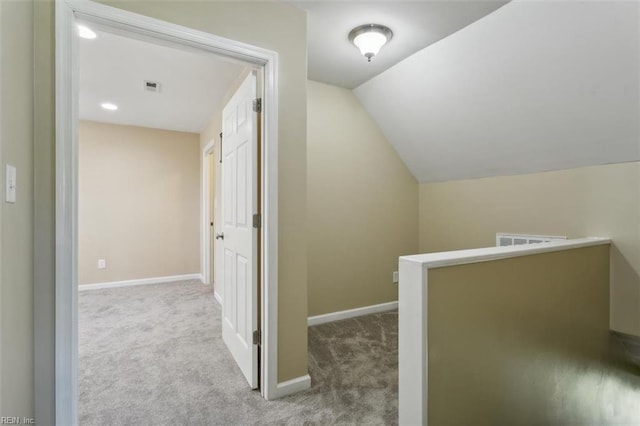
(79, 280, 398, 425)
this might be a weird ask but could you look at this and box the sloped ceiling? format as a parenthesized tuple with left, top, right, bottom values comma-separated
(354, 0, 640, 183)
(291, 0, 509, 89)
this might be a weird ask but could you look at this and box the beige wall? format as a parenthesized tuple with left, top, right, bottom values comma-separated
(419, 161, 640, 336)
(307, 81, 418, 316)
(34, 3, 307, 421)
(427, 245, 639, 424)
(78, 121, 200, 285)
(1, 0, 34, 418)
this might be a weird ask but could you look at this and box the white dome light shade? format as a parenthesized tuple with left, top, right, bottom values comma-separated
(348, 24, 393, 62)
(77, 24, 97, 40)
(353, 32, 388, 59)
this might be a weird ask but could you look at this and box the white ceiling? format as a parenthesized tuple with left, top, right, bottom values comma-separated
(355, 0, 640, 183)
(79, 27, 246, 133)
(291, 0, 509, 89)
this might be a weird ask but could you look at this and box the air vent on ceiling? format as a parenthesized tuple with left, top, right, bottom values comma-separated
(144, 80, 161, 93)
(496, 233, 567, 247)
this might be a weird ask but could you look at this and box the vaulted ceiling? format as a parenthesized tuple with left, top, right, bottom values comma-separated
(81, 1, 511, 133)
(78, 1, 639, 183)
(292, 0, 509, 89)
(354, 0, 640, 183)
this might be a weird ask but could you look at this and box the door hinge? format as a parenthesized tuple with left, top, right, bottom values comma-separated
(252, 98, 262, 113)
(252, 329, 261, 345)
(253, 213, 261, 229)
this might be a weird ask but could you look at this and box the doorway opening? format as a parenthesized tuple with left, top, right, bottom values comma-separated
(203, 140, 217, 294)
(55, 1, 280, 423)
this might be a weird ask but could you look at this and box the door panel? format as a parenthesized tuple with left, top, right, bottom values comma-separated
(221, 73, 259, 389)
(224, 248, 235, 328)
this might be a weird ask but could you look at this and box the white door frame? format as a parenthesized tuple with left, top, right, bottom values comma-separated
(54, 1, 280, 424)
(201, 138, 216, 288)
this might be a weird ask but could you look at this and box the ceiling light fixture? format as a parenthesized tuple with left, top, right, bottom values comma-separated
(100, 102, 118, 111)
(77, 24, 97, 40)
(348, 24, 393, 62)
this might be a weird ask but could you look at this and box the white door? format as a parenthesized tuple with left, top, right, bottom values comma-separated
(221, 73, 259, 389)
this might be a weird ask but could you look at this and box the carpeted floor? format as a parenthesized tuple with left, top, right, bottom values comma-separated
(78, 280, 398, 425)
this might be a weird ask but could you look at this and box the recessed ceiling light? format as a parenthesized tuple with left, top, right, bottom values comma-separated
(78, 24, 97, 40)
(100, 102, 118, 111)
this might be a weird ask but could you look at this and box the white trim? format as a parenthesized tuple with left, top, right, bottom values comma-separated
(214, 291, 223, 306)
(400, 237, 611, 269)
(78, 274, 202, 291)
(53, 1, 281, 423)
(307, 301, 398, 326)
(66, 0, 274, 66)
(261, 41, 279, 402)
(398, 259, 428, 426)
(55, 2, 78, 424)
(201, 138, 216, 285)
(273, 374, 311, 399)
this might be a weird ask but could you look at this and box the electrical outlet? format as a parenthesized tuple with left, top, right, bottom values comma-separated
(97, 259, 106, 269)
(393, 271, 399, 284)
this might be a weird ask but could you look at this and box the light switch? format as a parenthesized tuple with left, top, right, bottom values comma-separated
(5, 165, 16, 203)
(393, 271, 399, 284)
(98, 259, 106, 269)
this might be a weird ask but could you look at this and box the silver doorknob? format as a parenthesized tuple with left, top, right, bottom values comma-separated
(215, 233, 224, 240)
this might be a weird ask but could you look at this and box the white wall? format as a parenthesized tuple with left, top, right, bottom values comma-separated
(355, 0, 640, 183)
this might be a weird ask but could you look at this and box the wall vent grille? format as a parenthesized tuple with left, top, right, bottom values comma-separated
(496, 233, 567, 247)
(144, 80, 161, 92)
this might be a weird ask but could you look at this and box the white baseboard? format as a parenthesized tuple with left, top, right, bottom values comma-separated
(308, 301, 398, 326)
(78, 273, 203, 291)
(274, 374, 311, 398)
(214, 291, 223, 305)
